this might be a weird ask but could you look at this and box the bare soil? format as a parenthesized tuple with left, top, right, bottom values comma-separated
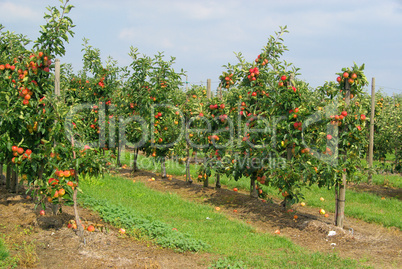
(0, 168, 401, 268)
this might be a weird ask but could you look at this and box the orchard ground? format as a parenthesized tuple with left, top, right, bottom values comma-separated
(0, 167, 401, 268)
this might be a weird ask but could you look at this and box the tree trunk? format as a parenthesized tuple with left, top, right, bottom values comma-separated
(132, 148, 139, 172)
(117, 144, 121, 167)
(6, 164, 11, 190)
(335, 176, 346, 228)
(334, 182, 338, 225)
(186, 140, 192, 184)
(161, 157, 167, 178)
(203, 175, 209, 187)
(0, 163, 4, 185)
(335, 80, 350, 228)
(250, 176, 258, 198)
(11, 169, 18, 193)
(216, 173, 221, 189)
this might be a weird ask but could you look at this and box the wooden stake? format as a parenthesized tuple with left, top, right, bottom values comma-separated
(368, 78, 375, 184)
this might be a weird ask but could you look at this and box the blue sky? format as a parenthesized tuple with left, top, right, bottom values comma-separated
(1, 0, 401, 96)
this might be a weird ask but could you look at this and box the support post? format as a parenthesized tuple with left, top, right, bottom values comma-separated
(368, 78, 375, 184)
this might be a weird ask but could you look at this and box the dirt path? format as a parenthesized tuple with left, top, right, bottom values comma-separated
(0, 168, 401, 268)
(0, 185, 212, 269)
(118, 168, 402, 269)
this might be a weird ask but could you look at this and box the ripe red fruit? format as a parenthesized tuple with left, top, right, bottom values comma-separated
(360, 114, 366, 121)
(87, 225, 95, 232)
(351, 73, 357, 79)
(341, 111, 347, 117)
(294, 107, 299, 113)
(327, 134, 332, 140)
(58, 188, 65, 196)
(343, 72, 349, 78)
(12, 146, 18, 152)
(251, 92, 257, 97)
(233, 187, 238, 192)
(17, 147, 24, 155)
(348, 78, 354, 84)
(336, 76, 342, 83)
(39, 210, 45, 216)
(48, 178, 59, 186)
(199, 112, 204, 117)
(281, 75, 287, 81)
(278, 81, 284, 87)
(220, 104, 225, 109)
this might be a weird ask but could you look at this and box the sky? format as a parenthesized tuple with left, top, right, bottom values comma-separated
(1, 0, 401, 96)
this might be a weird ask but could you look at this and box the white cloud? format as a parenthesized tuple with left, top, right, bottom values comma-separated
(0, 2, 41, 23)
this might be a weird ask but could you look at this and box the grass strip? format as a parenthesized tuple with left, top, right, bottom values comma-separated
(79, 174, 365, 269)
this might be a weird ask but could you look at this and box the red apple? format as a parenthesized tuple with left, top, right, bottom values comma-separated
(39, 210, 45, 216)
(87, 225, 95, 232)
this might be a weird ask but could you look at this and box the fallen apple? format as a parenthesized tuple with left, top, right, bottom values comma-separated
(274, 229, 281, 235)
(215, 207, 221, 211)
(324, 213, 329, 218)
(119, 228, 126, 234)
(300, 202, 306, 207)
(320, 197, 325, 201)
(87, 225, 95, 232)
(319, 209, 326, 215)
(39, 210, 45, 216)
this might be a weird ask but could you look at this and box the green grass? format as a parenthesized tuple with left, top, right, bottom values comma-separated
(0, 235, 17, 269)
(120, 151, 402, 230)
(0, 237, 9, 261)
(366, 174, 402, 189)
(79, 174, 365, 269)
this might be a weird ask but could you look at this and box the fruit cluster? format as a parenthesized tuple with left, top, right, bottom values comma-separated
(336, 71, 358, 86)
(247, 67, 259, 81)
(219, 72, 234, 89)
(44, 168, 77, 203)
(329, 110, 348, 126)
(11, 145, 32, 164)
(255, 54, 269, 66)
